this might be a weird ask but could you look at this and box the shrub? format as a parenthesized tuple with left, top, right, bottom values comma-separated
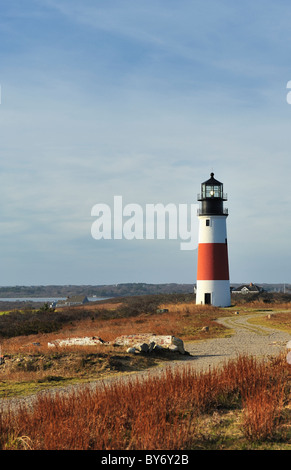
(1, 354, 290, 450)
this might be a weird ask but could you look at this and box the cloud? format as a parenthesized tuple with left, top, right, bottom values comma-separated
(0, 0, 291, 284)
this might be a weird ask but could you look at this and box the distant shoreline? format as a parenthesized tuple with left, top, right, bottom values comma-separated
(0, 297, 109, 303)
(0, 282, 288, 300)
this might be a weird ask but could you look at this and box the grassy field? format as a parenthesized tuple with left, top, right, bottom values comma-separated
(0, 298, 230, 397)
(1, 354, 290, 450)
(0, 293, 291, 450)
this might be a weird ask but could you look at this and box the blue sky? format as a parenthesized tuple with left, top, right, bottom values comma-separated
(0, 0, 291, 286)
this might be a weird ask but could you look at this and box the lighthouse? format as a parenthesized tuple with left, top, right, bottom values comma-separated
(196, 173, 231, 307)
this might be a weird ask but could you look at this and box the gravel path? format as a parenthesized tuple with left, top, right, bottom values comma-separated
(1, 313, 291, 413)
(185, 313, 291, 371)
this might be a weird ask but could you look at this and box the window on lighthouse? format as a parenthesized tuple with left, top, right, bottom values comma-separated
(201, 180, 223, 199)
(206, 185, 221, 198)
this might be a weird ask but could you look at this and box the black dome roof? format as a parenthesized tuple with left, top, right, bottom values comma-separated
(202, 172, 222, 186)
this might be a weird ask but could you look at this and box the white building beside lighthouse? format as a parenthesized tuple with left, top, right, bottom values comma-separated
(196, 173, 231, 307)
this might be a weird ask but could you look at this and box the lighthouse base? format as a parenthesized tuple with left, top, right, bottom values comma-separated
(196, 280, 231, 307)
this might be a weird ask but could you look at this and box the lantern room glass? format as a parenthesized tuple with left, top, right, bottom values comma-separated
(201, 183, 223, 199)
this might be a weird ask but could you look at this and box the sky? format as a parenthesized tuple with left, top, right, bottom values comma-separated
(0, 0, 291, 286)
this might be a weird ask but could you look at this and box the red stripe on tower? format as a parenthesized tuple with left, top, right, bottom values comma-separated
(197, 243, 229, 280)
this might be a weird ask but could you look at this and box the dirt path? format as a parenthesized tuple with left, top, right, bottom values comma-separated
(1, 313, 291, 412)
(185, 313, 291, 371)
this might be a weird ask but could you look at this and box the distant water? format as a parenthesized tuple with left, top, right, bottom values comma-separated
(0, 297, 109, 302)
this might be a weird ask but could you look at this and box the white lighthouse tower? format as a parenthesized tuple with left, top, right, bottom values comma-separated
(196, 173, 231, 307)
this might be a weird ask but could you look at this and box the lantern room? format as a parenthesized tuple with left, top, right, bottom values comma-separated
(197, 172, 228, 216)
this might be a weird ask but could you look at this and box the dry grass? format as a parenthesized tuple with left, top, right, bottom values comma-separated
(0, 354, 290, 450)
(0, 301, 230, 397)
(249, 311, 291, 335)
(1, 297, 291, 449)
(233, 298, 291, 310)
(0, 302, 229, 356)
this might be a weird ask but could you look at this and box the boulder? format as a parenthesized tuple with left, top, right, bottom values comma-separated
(48, 336, 106, 348)
(135, 342, 150, 353)
(170, 336, 185, 354)
(148, 341, 156, 353)
(113, 334, 185, 354)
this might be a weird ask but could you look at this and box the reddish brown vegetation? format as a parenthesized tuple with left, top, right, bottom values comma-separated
(1, 302, 226, 355)
(0, 354, 290, 450)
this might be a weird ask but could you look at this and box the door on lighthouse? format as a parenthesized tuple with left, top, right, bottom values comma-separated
(204, 293, 211, 305)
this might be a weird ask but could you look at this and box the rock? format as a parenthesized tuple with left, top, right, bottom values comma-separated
(127, 341, 155, 354)
(171, 336, 185, 354)
(286, 340, 291, 350)
(48, 336, 106, 348)
(135, 343, 149, 353)
(148, 341, 156, 353)
(201, 326, 209, 332)
(113, 334, 185, 354)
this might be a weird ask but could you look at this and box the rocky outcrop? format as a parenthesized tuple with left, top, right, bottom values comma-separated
(47, 333, 185, 355)
(113, 334, 185, 354)
(48, 336, 106, 348)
